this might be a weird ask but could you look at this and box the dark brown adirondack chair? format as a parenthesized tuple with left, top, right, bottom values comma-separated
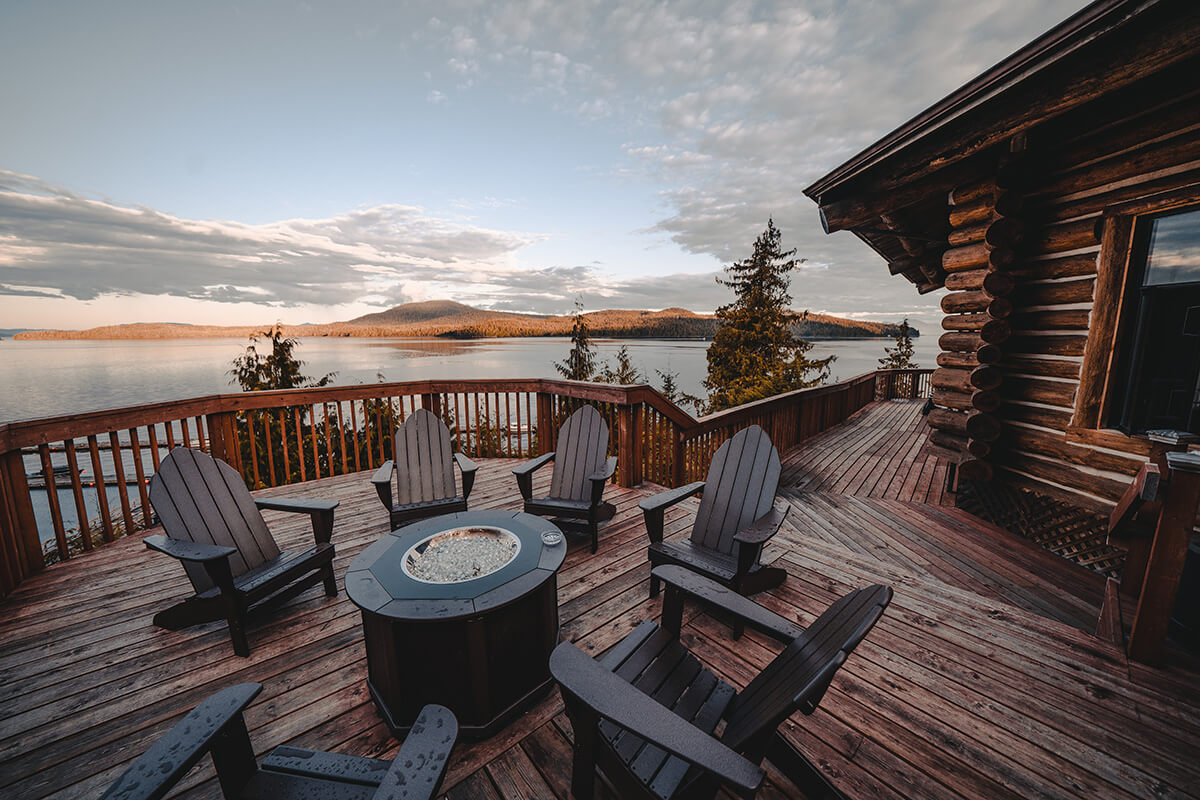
(551, 565, 892, 800)
(146, 447, 339, 657)
(100, 682, 457, 800)
(513, 404, 617, 552)
(371, 407, 478, 530)
(643, 424, 788, 600)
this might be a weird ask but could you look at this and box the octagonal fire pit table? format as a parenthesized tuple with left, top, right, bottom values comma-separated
(345, 509, 567, 739)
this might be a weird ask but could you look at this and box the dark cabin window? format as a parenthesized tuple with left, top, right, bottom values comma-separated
(1112, 205, 1200, 435)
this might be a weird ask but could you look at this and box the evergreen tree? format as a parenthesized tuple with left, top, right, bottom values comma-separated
(703, 219, 833, 411)
(879, 318, 918, 369)
(656, 367, 680, 403)
(229, 324, 335, 391)
(597, 345, 643, 384)
(554, 299, 597, 381)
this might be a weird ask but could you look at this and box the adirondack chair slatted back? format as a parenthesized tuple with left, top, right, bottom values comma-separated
(549, 405, 610, 502)
(719, 584, 892, 754)
(149, 447, 280, 592)
(392, 408, 457, 506)
(691, 425, 780, 554)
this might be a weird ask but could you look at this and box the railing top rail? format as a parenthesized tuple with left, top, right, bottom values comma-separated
(0, 369, 933, 452)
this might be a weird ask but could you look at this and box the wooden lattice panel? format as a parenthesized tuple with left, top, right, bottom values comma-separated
(956, 479, 1127, 577)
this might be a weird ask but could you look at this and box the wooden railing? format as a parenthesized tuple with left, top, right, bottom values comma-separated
(0, 368, 931, 597)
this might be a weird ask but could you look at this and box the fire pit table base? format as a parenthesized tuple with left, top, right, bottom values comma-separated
(346, 511, 567, 739)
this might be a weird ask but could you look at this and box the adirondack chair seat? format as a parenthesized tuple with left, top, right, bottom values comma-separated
(514, 405, 617, 553)
(186, 542, 335, 601)
(550, 565, 892, 800)
(646, 539, 739, 582)
(147, 447, 340, 657)
(642, 425, 789, 608)
(100, 682, 458, 800)
(371, 408, 477, 530)
(593, 621, 738, 800)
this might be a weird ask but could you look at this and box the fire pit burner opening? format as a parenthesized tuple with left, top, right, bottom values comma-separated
(401, 526, 521, 584)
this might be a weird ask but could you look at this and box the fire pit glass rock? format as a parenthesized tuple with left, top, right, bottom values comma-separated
(403, 526, 520, 584)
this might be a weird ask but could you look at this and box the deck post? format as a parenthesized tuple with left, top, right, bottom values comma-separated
(616, 401, 641, 488)
(535, 392, 555, 455)
(671, 430, 685, 488)
(0, 449, 42, 590)
(205, 412, 242, 476)
(420, 392, 442, 416)
(1128, 452, 1200, 665)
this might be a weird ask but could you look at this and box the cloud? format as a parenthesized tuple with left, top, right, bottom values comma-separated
(0, 170, 539, 309)
(416, 0, 1085, 322)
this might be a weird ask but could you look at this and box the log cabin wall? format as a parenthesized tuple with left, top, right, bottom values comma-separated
(926, 165, 1020, 482)
(969, 72, 1199, 510)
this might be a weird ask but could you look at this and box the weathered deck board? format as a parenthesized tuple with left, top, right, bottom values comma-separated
(1, 402, 1198, 800)
(783, 399, 947, 506)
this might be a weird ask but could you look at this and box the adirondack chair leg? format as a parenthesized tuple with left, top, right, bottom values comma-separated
(321, 561, 337, 597)
(152, 596, 222, 630)
(209, 708, 260, 798)
(766, 731, 846, 800)
(740, 566, 788, 596)
(649, 573, 662, 598)
(224, 596, 250, 658)
(589, 519, 598, 554)
(567, 706, 599, 800)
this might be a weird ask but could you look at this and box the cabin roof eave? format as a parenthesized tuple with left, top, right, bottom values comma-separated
(802, 0, 1165, 203)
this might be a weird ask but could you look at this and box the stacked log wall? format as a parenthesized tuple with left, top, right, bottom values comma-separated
(925, 166, 1022, 481)
(980, 85, 1200, 509)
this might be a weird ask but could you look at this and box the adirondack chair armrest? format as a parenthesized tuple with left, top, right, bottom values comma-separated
(653, 565, 805, 644)
(371, 704, 458, 800)
(371, 460, 395, 509)
(144, 534, 236, 564)
(550, 642, 764, 796)
(639, 481, 705, 544)
(733, 504, 789, 546)
(454, 452, 478, 501)
(513, 452, 555, 500)
(254, 497, 339, 544)
(587, 456, 618, 505)
(100, 683, 263, 800)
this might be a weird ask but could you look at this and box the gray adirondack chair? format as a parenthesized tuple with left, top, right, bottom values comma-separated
(146, 447, 339, 657)
(513, 404, 617, 552)
(371, 407, 477, 530)
(550, 565, 892, 800)
(642, 425, 788, 603)
(100, 682, 457, 800)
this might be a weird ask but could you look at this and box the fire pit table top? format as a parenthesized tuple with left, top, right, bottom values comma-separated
(345, 510, 566, 622)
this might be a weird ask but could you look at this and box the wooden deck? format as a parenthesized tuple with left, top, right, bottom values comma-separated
(782, 398, 950, 506)
(2, 401, 1200, 799)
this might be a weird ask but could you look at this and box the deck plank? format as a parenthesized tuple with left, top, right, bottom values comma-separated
(1, 402, 1198, 800)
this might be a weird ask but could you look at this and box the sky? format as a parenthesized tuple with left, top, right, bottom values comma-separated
(0, 0, 1089, 331)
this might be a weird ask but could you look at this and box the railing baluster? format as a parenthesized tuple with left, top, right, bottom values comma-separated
(335, 402, 349, 475)
(86, 435, 115, 542)
(63, 439, 92, 551)
(128, 427, 152, 527)
(147, 426, 162, 470)
(179, 418, 192, 449)
(279, 409, 291, 482)
(246, 413, 261, 488)
(263, 410, 277, 486)
(108, 431, 136, 535)
(294, 408, 307, 483)
(37, 444, 68, 560)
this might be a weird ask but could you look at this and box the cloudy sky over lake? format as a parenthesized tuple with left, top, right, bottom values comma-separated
(1, 0, 1087, 330)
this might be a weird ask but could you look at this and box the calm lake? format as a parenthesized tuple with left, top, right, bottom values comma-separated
(0, 335, 938, 545)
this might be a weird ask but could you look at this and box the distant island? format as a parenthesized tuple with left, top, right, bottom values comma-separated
(12, 300, 918, 341)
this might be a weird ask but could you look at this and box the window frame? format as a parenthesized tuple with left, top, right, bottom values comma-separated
(1071, 183, 1200, 435)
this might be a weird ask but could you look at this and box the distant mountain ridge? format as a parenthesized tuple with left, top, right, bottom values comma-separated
(13, 302, 917, 340)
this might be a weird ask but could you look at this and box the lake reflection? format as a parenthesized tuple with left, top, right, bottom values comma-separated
(0, 334, 939, 422)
